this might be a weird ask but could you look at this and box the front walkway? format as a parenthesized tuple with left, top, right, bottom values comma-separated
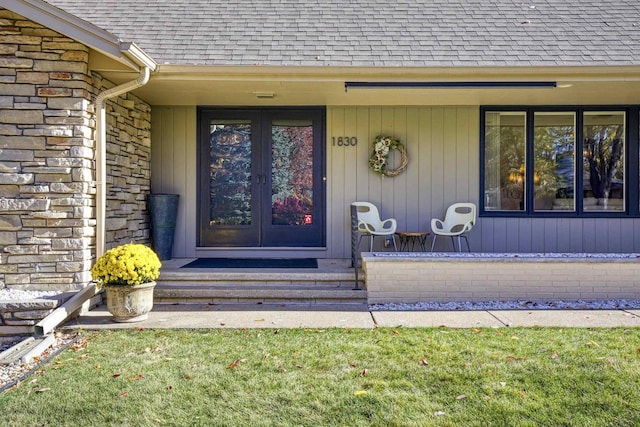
(62, 304, 640, 330)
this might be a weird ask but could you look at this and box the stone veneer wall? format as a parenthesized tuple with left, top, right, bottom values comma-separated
(0, 9, 152, 292)
(92, 74, 152, 249)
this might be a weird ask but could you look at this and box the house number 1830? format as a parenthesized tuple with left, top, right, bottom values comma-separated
(332, 136, 357, 146)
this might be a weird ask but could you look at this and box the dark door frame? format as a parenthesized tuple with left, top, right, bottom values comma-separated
(197, 106, 326, 248)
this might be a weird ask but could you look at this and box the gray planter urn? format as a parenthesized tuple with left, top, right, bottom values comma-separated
(105, 281, 156, 323)
(148, 194, 179, 260)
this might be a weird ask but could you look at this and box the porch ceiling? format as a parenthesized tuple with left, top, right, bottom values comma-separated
(101, 66, 640, 107)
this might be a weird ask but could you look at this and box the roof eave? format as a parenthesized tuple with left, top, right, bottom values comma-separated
(153, 63, 640, 81)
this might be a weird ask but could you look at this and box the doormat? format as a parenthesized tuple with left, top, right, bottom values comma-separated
(181, 258, 318, 269)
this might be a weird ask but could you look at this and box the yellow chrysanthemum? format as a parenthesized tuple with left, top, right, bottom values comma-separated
(91, 243, 161, 287)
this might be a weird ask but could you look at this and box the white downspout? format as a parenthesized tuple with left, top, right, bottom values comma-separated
(95, 66, 151, 258)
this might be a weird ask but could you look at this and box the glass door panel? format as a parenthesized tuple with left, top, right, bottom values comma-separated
(209, 121, 253, 226)
(262, 110, 324, 247)
(271, 119, 314, 226)
(199, 111, 261, 247)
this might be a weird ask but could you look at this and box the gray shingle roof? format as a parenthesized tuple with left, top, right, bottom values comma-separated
(44, 0, 640, 67)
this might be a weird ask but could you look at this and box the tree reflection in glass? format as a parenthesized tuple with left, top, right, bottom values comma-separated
(583, 112, 625, 211)
(534, 113, 576, 211)
(484, 112, 526, 211)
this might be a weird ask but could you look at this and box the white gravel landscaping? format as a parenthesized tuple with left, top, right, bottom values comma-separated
(0, 288, 63, 301)
(370, 299, 640, 311)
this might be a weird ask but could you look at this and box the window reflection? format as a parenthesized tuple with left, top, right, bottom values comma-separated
(209, 121, 252, 225)
(583, 112, 625, 211)
(271, 120, 314, 225)
(484, 112, 527, 211)
(534, 113, 576, 211)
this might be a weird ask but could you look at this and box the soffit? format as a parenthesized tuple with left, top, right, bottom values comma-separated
(118, 65, 640, 106)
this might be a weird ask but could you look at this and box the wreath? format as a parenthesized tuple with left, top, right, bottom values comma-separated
(368, 135, 408, 177)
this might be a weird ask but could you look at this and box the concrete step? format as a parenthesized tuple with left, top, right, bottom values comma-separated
(158, 270, 360, 285)
(154, 283, 366, 305)
(155, 260, 365, 305)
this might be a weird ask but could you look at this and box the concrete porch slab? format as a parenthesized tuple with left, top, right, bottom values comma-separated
(62, 305, 375, 330)
(371, 310, 505, 328)
(489, 310, 640, 327)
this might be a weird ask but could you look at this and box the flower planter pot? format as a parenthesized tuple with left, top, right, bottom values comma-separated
(105, 281, 156, 323)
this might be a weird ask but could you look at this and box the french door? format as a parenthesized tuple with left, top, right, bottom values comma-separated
(198, 108, 325, 247)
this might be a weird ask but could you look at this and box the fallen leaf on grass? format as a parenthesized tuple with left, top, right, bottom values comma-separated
(551, 353, 559, 360)
(119, 391, 129, 398)
(517, 390, 527, 398)
(420, 359, 429, 366)
(94, 365, 102, 370)
(167, 385, 173, 391)
(360, 369, 368, 377)
(35, 388, 51, 393)
(113, 373, 121, 379)
(227, 358, 246, 369)
(586, 341, 600, 348)
(456, 395, 467, 400)
(71, 338, 88, 352)
(392, 330, 401, 335)
(506, 356, 526, 361)
(131, 374, 144, 381)
(354, 390, 368, 396)
(295, 364, 304, 369)
(471, 328, 482, 334)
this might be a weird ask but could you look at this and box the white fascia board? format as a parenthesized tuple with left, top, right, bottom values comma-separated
(1, 0, 155, 71)
(155, 64, 640, 80)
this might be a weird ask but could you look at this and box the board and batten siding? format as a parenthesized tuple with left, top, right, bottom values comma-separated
(327, 106, 479, 258)
(151, 106, 198, 258)
(150, 105, 640, 259)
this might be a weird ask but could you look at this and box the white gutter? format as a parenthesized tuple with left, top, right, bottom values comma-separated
(95, 65, 151, 258)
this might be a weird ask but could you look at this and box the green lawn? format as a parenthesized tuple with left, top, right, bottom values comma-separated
(2, 327, 640, 426)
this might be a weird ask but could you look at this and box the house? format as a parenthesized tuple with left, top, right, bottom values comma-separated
(1, 0, 640, 297)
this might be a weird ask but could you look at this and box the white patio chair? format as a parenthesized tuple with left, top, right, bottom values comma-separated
(351, 202, 398, 251)
(430, 202, 476, 252)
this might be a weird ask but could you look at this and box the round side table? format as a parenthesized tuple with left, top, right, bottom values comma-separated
(395, 231, 430, 252)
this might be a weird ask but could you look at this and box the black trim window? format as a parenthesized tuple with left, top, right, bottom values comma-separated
(481, 107, 640, 217)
